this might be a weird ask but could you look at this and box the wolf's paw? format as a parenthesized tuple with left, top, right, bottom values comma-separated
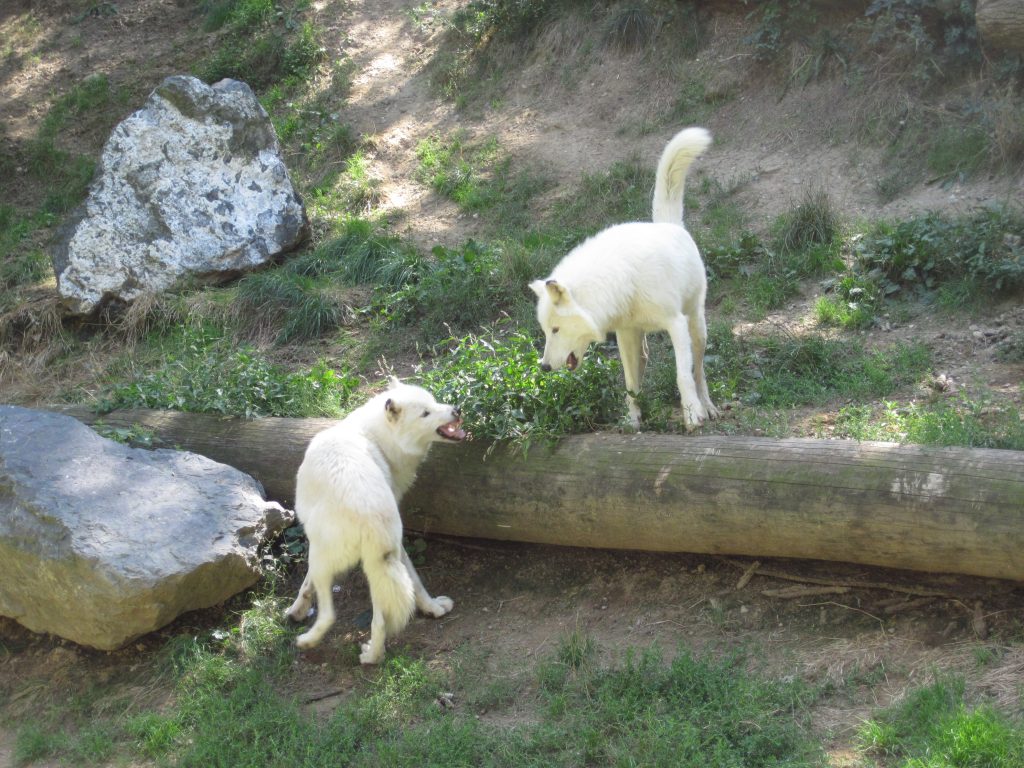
(682, 401, 708, 429)
(360, 642, 384, 665)
(295, 630, 320, 650)
(424, 596, 454, 618)
(284, 604, 307, 623)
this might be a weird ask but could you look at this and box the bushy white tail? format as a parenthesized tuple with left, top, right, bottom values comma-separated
(363, 552, 416, 636)
(651, 127, 712, 225)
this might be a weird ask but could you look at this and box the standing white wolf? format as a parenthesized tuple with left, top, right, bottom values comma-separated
(530, 127, 718, 429)
(284, 380, 465, 664)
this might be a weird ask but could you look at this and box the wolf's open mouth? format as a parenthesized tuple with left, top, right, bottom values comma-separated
(566, 352, 579, 371)
(437, 418, 466, 441)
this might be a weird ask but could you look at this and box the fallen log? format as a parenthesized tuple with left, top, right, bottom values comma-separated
(63, 407, 1024, 582)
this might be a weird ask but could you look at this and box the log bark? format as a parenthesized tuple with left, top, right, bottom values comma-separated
(976, 0, 1024, 53)
(62, 407, 1024, 582)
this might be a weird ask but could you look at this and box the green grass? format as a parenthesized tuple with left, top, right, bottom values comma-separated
(771, 187, 842, 260)
(859, 675, 1024, 767)
(235, 269, 349, 344)
(697, 187, 843, 315)
(926, 122, 991, 179)
(550, 156, 654, 236)
(22, 73, 118, 216)
(814, 274, 881, 329)
(200, 0, 276, 33)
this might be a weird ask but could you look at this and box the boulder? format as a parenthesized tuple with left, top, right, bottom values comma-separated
(0, 405, 294, 650)
(51, 75, 308, 316)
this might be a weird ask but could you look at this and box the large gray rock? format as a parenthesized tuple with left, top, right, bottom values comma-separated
(52, 75, 308, 316)
(0, 406, 294, 650)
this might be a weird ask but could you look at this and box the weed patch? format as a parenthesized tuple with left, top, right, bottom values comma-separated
(550, 156, 654, 237)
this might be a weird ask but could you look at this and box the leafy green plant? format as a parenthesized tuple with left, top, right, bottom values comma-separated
(90, 421, 157, 448)
(100, 326, 355, 417)
(420, 327, 624, 448)
(864, 0, 980, 73)
(853, 208, 1024, 299)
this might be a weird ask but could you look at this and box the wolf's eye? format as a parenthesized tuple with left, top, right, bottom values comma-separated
(552, 327, 560, 334)
(422, 410, 430, 417)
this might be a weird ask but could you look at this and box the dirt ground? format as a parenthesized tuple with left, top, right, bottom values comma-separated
(1, 0, 1023, 764)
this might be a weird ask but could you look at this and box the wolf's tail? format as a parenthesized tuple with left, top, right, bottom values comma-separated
(363, 548, 416, 636)
(651, 127, 712, 225)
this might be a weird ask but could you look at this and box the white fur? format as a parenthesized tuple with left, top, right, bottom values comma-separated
(530, 127, 718, 429)
(284, 380, 463, 664)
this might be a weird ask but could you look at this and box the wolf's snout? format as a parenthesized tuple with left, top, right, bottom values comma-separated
(540, 362, 552, 372)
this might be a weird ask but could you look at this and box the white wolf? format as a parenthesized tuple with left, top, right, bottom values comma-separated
(284, 380, 465, 664)
(529, 127, 718, 429)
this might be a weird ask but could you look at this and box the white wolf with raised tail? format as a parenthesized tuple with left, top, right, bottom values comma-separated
(530, 127, 718, 429)
(284, 380, 465, 664)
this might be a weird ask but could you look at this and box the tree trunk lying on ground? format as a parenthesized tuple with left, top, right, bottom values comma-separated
(64, 407, 1024, 582)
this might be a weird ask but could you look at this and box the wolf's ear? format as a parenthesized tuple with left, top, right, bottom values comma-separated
(387, 375, 401, 389)
(544, 279, 569, 306)
(528, 279, 546, 299)
(385, 398, 400, 421)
